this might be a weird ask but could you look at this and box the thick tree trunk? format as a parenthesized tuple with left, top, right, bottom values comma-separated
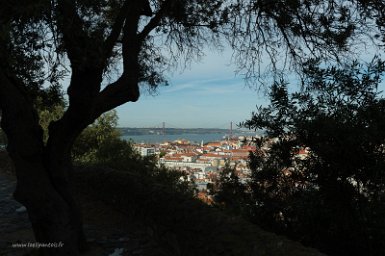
(7, 142, 86, 256)
(44, 141, 88, 254)
(0, 72, 86, 255)
(13, 160, 79, 255)
(8, 145, 86, 256)
(1, 1, 143, 251)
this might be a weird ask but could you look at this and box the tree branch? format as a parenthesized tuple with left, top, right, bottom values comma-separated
(0, 69, 44, 158)
(103, 1, 131, 60)
(138, 5, 167, 41)
(94, 75, 139, 117)
(56, 0, 89, 68)
(105, 0, 155, 60)
(93, 1, 152, 118)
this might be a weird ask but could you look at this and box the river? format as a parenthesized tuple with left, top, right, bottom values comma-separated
(121, 132, 256, 144)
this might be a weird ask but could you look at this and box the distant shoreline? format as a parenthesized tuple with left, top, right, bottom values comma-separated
(121, 132, 259, 144)
(117, 127, 256, 137)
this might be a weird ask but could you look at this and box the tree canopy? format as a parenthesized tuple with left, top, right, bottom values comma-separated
(235, 59, 385, 255)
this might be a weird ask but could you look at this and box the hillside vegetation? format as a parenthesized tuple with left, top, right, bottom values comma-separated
(73, 165, 325, 256)
(0, 149, 325, 256)
(69, 112, 324, 255)
(0, 112, 326, 255)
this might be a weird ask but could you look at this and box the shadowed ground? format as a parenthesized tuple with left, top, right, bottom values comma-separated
(0, 171, 165, 256)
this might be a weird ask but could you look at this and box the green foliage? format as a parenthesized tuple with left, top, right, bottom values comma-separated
(72, 110, 124, 163)
(212, 162, 249, 216)
(0, 0, 65, 105)
(72, 110, 192, 196)
(38, 104, 64, 143)
(74, 166, 325, 256)
(240, 58, 385, 255)
(225, 0, 379, 81)
(34, 85, 66, 143)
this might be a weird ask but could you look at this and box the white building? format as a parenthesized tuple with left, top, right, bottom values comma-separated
(139, 147, 156, 157)
(160, 160, 211, 171)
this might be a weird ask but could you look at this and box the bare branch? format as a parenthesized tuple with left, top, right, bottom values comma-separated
(138, 4, 166, 41)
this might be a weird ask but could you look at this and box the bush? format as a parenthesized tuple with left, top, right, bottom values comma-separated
(71, 110, 193, 197)
(211, 163, 249, 216)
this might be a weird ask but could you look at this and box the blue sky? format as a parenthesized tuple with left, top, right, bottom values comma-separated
(114, 45, 384, 128)
(116, 49, 269, 128)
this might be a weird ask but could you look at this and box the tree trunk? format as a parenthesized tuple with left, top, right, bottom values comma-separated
(14, 163, 77, 255)
(8, 145, 86, 256)
(0, 72, 86, 255)
(7, 142, 86, 256)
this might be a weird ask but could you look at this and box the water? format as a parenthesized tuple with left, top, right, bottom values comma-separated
(121, 133, 253, 144)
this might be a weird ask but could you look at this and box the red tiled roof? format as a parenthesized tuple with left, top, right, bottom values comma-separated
(201, 153, 221, 158)
(180, 152, 198, 157)
(163, 156, 183, 161)
(206, 142, 222, 147)
(231, 156, 248, 161)
(241, 146, 257, 151)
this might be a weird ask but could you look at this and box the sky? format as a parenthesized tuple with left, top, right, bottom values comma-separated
(115, 43, 385, 129)
(116, 49, 269, 129)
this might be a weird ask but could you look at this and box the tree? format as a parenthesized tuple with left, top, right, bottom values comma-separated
(225, 0, 382, 81)
(72, 110, 120, 163)
(213, 162, 248, 215)
(0, 1, 225, 254)
(71, 110, 149, 171)
(0, 1, 379, 255)
(243, 59, 385, 255)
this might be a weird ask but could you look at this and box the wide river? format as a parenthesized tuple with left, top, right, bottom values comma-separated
(121, 132, 255, 144)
